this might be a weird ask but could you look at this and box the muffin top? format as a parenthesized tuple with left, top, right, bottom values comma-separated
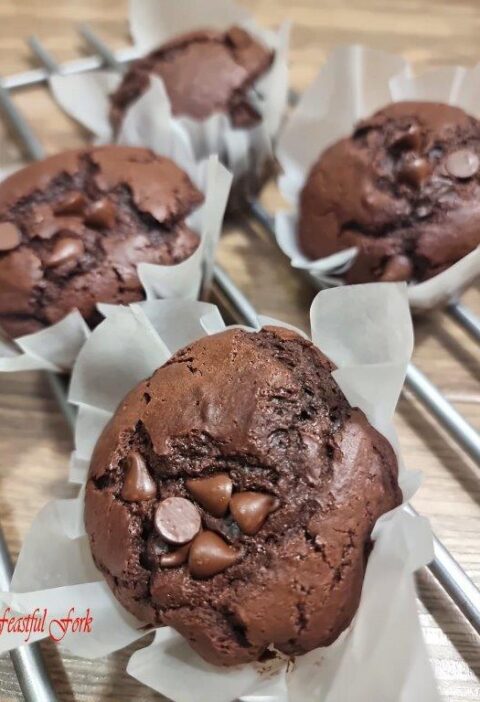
(0, 146, 202, 338)
(298, 101, 480, 283)
(110, 27, 274, 132)
(85, 325, 401, 666)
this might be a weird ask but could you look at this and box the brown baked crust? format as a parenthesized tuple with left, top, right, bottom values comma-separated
(0, 146, 203, 337)
(298, 101, 480, 283)
(110, 26, 274, 132)
(85, 325, 401, 666)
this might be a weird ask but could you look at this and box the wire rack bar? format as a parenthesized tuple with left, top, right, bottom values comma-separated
(2, 47, 139, 91)
(448, 302, 480, 343)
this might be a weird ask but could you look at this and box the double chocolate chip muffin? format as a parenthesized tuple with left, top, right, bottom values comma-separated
(298, 101, 480, 283)
(85, 325, 401, 666)
(110, 27, 274, 133)
(0, 146, 203, 338)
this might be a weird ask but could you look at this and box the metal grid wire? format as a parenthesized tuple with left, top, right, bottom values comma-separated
(0, 24, 478, 701)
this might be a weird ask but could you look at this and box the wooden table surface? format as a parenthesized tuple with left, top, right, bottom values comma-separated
(0, 0, 479, 700)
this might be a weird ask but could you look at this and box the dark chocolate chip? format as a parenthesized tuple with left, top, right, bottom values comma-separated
(154, 497, 201, 545)
(84, 199, 116, 229)
(398, 156, 431, 188)
(121, 451, 156, 502)
(230, 492, 280, 536)
(188, 531, 240, 578)
(186, 473, 233, 517)
(53, 192, 87, 216)
(160, 542, 192, 568)
(379, 255, 413, 282)
(45, 237, 84, 267)
(0, 222, 21, 251)
(445, 149, 479, 179)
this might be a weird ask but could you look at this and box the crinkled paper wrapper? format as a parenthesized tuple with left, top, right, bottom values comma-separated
(0, 283, 440, 702)
(0, 156, 232, 373)
(276, 45, 480, 310)
(49, 0, 289, 188)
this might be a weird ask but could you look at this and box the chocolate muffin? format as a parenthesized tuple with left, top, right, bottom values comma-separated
(110, 27, 274, 133)
(298, 101, 480, 283)
(85, 325, 401, 666)
(0, 146, 203, 338)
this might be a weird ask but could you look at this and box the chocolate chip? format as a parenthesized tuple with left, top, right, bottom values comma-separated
(390, 124, 421, 152)
(186, 473, 233, 517)
(121, 451, 156, 502)
(230, 492, 279, 536)
(398, 156, 431, 188)
(84, 199, 116, 228)
(160, 542, 192, 568)
(45, 237, 84, 268)
(154, 497, 201, 545)
(53, 192, 87, 216)
(380, 255, 413, 282)
(445, 149, 479, 179)
(188, 531, 240, 578)
(0, 222, 21, 251)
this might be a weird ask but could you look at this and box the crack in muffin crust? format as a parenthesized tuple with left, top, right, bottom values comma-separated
(85, 326, 401, 666)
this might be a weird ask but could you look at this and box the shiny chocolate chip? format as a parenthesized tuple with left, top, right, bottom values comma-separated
(445, 149, 479, 179)
(121, 451, 156, 502)
(0, 222, 21, 251)
(186, 473, 233, 518)
(188, 531, 240, 578)
(398, 156, 431, 188)
(154, 497, 201, 545)
(45, 237, 84, 267)
(84, 199, 116, 229)
(53, 192, 87, 216)
(160, 542, 192, 568)
(230, 492, 279, 536)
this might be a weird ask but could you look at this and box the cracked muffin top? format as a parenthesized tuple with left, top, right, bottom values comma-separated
(110, 27, 274, 132)
(0, 146, 203, 338)
(85, 325, 401, 666)
(298, 101, 480, 283)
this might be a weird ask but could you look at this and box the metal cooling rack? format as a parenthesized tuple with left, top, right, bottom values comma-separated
(0, 25, 478, 701)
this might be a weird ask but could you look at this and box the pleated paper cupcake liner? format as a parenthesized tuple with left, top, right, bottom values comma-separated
(276, 45, 480, 310)
(0, 283, 440, 702)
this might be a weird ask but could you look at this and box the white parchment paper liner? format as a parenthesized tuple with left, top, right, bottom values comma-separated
(0, 283, 440, 701)
(0, 155, 231, 372)
(49, 0, 289, 188)
(276, 45, 480, 310)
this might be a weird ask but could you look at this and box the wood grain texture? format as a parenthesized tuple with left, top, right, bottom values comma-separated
(0, 0, 479, 700)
